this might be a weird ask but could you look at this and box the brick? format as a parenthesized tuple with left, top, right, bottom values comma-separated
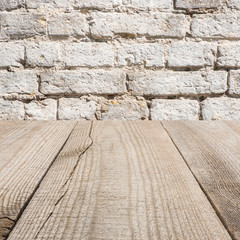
(128, 71, 227, 96)
(90, 12, 188, 39)
(72, 0, 171, 10)
(175, 0, 220, 9)
(122, 0, 171, 10)
(191, 14, 240, 39)
(0, 13, 46, 39)
(168, 42, 215, 69)
(151, 99, 199, 120)
(58, 98, 96, 120)
(26, 0, 70, 8)
(228, 0, 240, 10)
(117, 43, 164, 68)
(71, 0, 121, 9)
(229, 70, 240, 96)
(202, 97, 240, 120)
(40, 69, 126, 95)
(0, 43, 24, 68)
(217, 43, 240, 68)
(0, 71, 39, 95)
(65, 43, 114, 67)
(0, 99, 24, 120)
(101, 99, 149, 120)
(25, 99, 57, 120)
(48, 13, 88, 38)
(26, 42, 62, 67)
(0, 0, 24, 10)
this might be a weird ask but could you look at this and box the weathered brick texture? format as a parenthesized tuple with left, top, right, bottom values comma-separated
(151, 99, 199, 120)
(0, 0, 239, 120)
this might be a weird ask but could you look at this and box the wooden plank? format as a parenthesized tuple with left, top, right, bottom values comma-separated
(162, 121, 240, 240)
(0, 121, 76, 239)
(8, 121, 230, 240)
(0, 121, 31, 143)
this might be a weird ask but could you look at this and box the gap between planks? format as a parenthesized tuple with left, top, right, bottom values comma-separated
(160, 121, 235, 240)
(7, 121, 231, 240)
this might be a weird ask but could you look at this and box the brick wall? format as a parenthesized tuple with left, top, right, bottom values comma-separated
(0, 0, 240, 120)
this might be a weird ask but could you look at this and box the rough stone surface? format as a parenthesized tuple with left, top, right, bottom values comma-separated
(0, 71, 39, 95)
(90, 12, 188, 39)
(117, 43, 164, 68)
(0, 0, 239, 120)
(229, 70, 240, 96)
(101, 99, 149, 120)
(40, 70, 126, 95)
(228, 0, 240, 10)
(26, 0, 70, 8)
(26, 42, 62, 67)
(128, 71, 227, 96)
(0, 13, 46, 39)
(202, 97, 240, 120)
(72, 0, 171, 10)
(151, 99, 199, 120)
(58, 98, 96, 120)
(191, 14, 240, 39)
(168, 42, 215, 69)
(25, 99, 57, 120)
(0, 0, 24, 10)
(0, 99, 24, 120)
(217, 44, 240, 68)
(176, 0, 220, 9)
(48, 13, 88, 38)
(0, 43, 24, 68)
(65, 43, 114, 67)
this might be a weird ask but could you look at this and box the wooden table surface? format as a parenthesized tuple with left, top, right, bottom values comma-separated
(0, 121, 239, 240)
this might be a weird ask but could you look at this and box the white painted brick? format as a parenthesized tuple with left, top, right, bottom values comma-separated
(40, 69, 126, 95)
(117, 43, 164, 68)
(217, 43, 240, 68)
(168, 42, 215, 69)
(90, 12, 188, 39)
(0, 99, 24, 120)
(122, 0, 171, 10)
(26, 0, 70, 8)
(0, 43, 24, 68)
(72, 0, 171, 10)
(176, 0, 220, 9)
(191, 14, 240, 39)
(71, 0, 121, 9)
(128, 71, 227, 96)
(151, 99, 199, 120)
(229, 70, 240, 96)
(25, 99, 57, 120)
(26, 42, 62, 67)
(101, 99, 149, 120)
(0, 71, 39, 95)
(0, 0, 24, 10)
(65, 43, 114, 67)
(58, 98, 96, 120)
(202, 97, 240, 120)
(48, 13, 88, 38)
(228, 0, 240, 10)
(0, 13, 46, 39)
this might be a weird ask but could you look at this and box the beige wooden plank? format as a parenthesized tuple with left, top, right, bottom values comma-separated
(0, 121, 31, 142)
(162, 120, 240, 240)
(8, 121, 230, 240)
(0, 121, 76, 239)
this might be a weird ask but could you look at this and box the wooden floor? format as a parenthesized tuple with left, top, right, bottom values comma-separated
(0, 121, 239, 240)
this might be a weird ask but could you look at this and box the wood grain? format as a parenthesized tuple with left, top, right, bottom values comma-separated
(0, 121, 76, 239)
(8, 121, 230, 240)
(162, 121, 240, 240)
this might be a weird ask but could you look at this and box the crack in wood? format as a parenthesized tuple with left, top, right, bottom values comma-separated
(33, 121, 94, 239)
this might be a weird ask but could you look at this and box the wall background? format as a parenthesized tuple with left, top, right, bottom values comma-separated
(0, 0, 240, 120)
